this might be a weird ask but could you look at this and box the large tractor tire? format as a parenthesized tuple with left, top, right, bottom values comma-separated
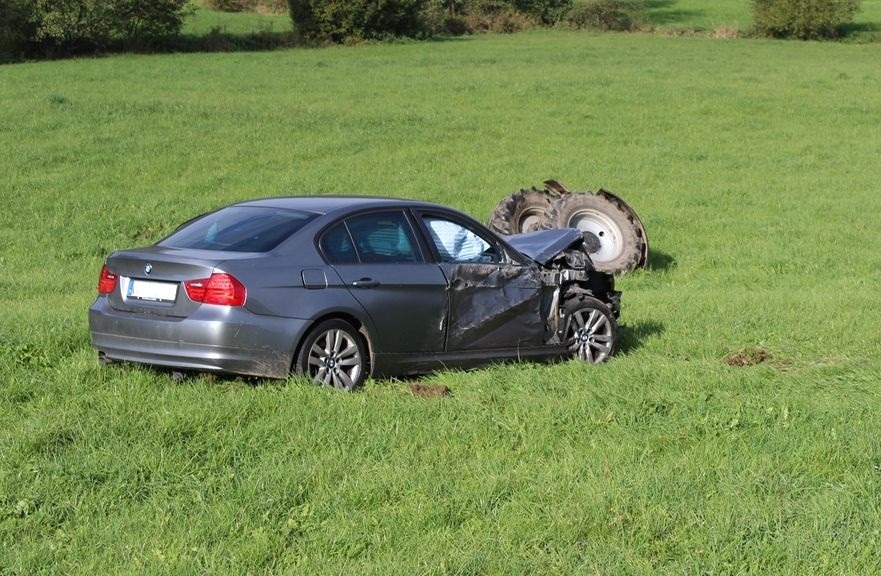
(545, 191, 647, 275)
(487, 188, 554, 235)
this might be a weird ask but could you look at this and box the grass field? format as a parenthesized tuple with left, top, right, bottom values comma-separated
(2, 17, 881, 576)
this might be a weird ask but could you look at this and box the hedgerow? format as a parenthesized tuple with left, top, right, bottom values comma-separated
(0, 0, 191, 57)
(566, 0, 646, 31)
(287, 0, 429, 43)
(751, 0, 861, 39)
(288, 0, 576, 42)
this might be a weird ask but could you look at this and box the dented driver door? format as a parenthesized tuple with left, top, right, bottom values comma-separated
(439, 262, 545, 351)
(418, 212, 546, 352)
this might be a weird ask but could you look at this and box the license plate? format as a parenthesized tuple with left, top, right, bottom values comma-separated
(127, 279, 178, 303)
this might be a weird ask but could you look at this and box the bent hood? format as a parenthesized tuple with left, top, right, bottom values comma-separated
(506, 228, 584, 265)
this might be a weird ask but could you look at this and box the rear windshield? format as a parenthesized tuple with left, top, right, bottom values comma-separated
(160, 206, 318, 252)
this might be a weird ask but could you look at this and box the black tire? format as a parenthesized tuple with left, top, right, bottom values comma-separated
(545, 193, 645, 275)
(487, 188, 554, 235)
(561, 294, 617, 364)
(296, 319, 368, 391)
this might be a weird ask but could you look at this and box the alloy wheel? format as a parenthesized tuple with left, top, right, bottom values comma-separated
(307, 327, 364, 391)
(566, 307, 614, 364)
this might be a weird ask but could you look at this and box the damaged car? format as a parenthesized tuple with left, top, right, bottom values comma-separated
(89, 196, 621, 391)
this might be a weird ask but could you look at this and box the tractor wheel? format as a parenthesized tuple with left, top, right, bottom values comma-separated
(545, 192, 645, 275)
(487, 188, 554, 235)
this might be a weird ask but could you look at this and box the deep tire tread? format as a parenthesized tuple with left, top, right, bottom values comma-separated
(487, 188, 555, 235)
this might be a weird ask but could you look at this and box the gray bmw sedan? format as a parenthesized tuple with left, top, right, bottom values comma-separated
(90, 196, 621, 390)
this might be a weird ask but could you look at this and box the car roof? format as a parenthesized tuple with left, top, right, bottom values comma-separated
(233, 195, 447, 216)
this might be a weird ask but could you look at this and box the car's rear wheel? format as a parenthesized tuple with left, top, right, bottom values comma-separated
(296, 319, 367, 391)
(562, 295, 617, 364)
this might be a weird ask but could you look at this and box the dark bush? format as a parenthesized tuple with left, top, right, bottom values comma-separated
(422, 7, 472, 34)
(420, 1, 471, 34)
(288, 0, 428, 43)
(206, 0, 288, 13)
(420, 0, 571, 34)
(1, 0, 191, 57)
(441, 14, 472, 34)
(751, 0, 861, 39)
(285, 0, 574, 41)
(0, 0, 38, 60)
(466, 7, 536, 32)
(510, 0, 572, 23)
(566, 0, 645, 31)
(465, 0, 571, 24)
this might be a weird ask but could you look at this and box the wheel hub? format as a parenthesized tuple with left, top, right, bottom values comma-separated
(306, 326, 364, 391)
(565, 307, 614, 365)
(581, 231, 602, 254)
(519, 210, 545, 232)
(568, 209, 623, 263)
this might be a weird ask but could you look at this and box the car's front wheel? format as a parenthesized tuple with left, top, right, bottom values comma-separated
(296, 319, 368, 391)
(562, 295, 618, 364)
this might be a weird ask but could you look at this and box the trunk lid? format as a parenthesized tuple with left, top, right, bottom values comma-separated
(103, 247, 251, 317)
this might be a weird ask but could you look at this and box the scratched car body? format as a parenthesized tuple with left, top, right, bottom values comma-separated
(89, 196, 622, 390)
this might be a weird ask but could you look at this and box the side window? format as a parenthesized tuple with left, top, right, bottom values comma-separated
(422, 216, 502, 264)
(319, 222, 359, 264)
(345, 211, 421, 263)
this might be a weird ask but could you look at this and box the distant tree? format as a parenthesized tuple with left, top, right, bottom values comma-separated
(436, 0, 460, 16)
(0, 0, 37, 59)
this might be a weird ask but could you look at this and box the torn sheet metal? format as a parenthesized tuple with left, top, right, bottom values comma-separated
(505, 228, 584, 266)
(442, 263, 547, 351)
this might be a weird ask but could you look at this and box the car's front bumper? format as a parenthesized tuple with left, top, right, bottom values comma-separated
(89, 297, 309, 378)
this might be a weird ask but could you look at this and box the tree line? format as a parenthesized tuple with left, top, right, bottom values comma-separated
(0, 0, 864, 61)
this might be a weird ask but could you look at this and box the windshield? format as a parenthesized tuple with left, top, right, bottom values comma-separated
(160, 206, 318, 252)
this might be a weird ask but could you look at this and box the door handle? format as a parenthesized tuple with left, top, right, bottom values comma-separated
(351, 278, 380, 289)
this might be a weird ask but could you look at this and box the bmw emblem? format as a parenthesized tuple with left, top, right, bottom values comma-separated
(145, 264, 153, 275)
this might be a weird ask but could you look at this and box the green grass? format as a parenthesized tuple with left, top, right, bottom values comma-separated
(643, 0, 752, 29)
(183, 3, 292, 36)
(2, 30, 881, 573)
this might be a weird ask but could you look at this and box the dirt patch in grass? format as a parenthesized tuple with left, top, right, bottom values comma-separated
(724, 347, 771, 367)
(409, 384, 450, 397)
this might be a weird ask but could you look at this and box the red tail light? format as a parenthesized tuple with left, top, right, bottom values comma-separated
(185, 273, 247, 306)
(98, 265, 118, 294)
